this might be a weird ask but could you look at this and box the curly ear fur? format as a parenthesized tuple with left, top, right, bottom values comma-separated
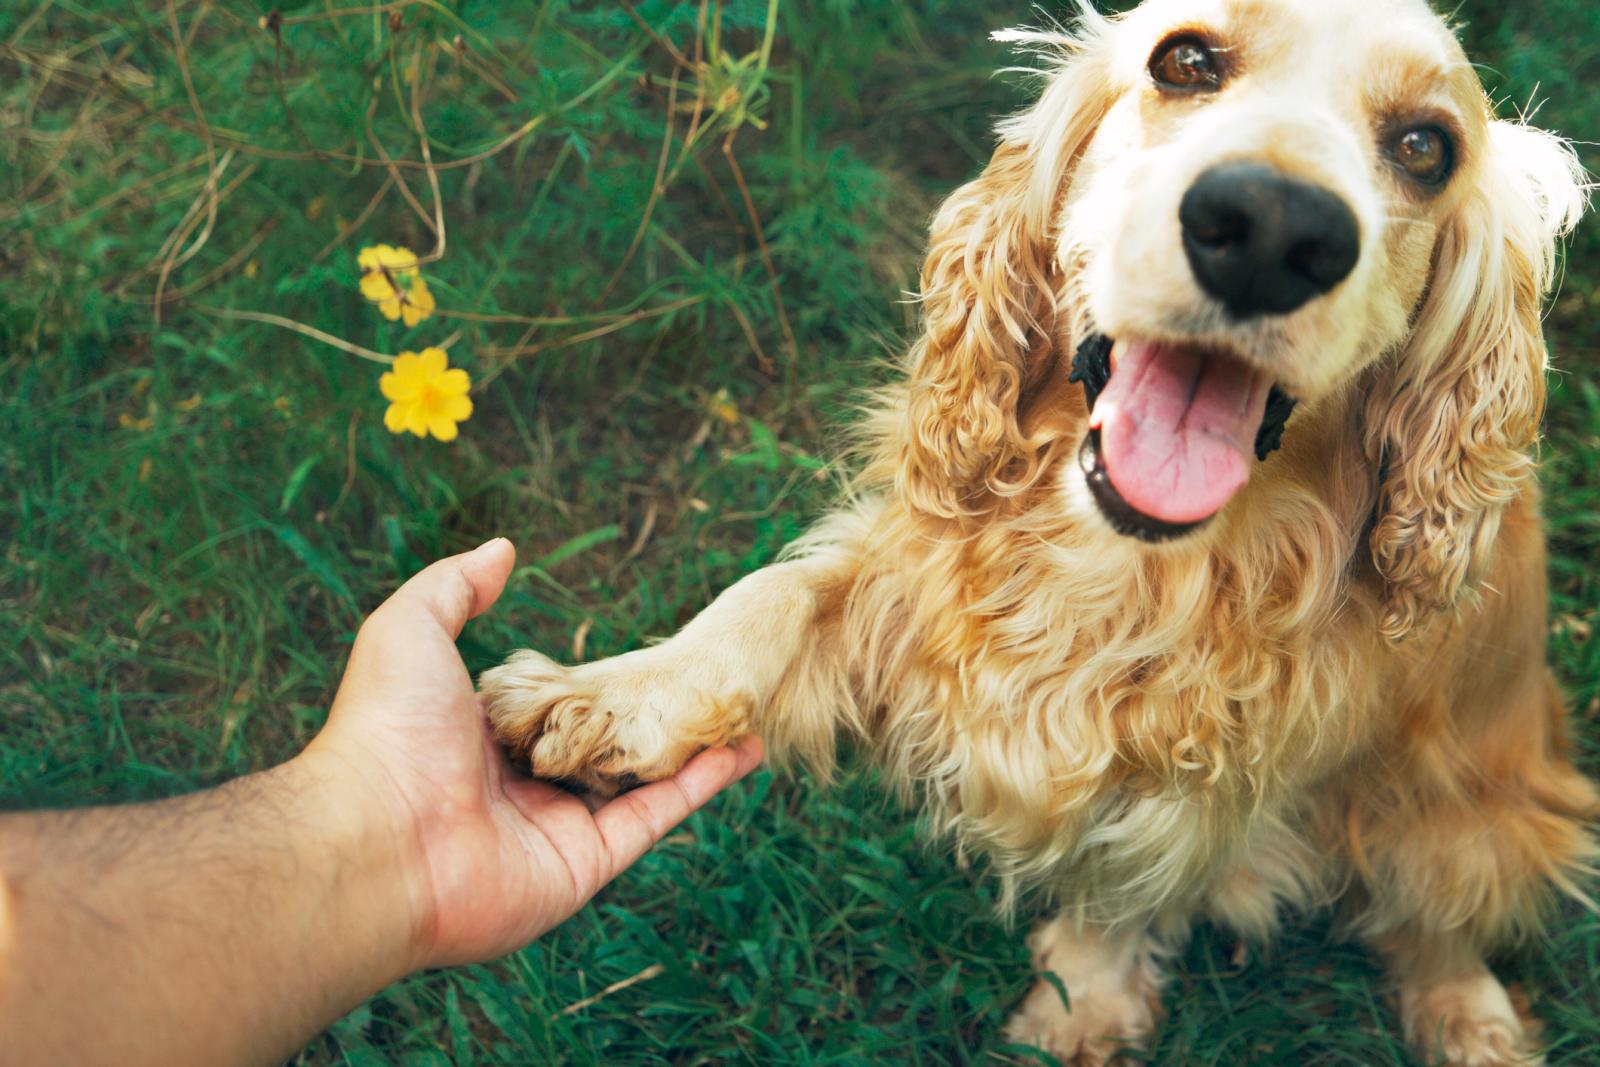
(1366, 120, 1588, 640)
(897, 18, 1113, 519)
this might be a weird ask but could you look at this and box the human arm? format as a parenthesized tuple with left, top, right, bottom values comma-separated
(0, 538, 762, 1066)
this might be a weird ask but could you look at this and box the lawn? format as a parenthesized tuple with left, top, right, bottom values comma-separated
(3, 1, 1598, 1064)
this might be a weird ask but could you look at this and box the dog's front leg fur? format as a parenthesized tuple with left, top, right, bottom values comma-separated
(480, 553, 851, 794)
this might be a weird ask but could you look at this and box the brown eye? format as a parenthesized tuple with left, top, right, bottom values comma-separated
(1392, 126, 1454, 186)
(1150, 36, 1221, 90)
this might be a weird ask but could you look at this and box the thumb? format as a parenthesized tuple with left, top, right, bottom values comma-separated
(375, 538, 517, 639)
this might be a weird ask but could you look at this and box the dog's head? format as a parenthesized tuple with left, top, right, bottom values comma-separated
(897, 0, 1586, 637)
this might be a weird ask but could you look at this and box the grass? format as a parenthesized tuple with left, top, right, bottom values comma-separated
(2, 1, 1598, 1063)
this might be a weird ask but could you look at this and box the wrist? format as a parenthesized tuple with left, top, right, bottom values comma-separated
(286, 739, 436, 980)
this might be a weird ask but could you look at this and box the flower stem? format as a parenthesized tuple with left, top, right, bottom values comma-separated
(193, 305, 395, 365)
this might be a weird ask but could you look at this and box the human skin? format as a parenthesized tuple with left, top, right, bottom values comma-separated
(0, 538, 763, 1066)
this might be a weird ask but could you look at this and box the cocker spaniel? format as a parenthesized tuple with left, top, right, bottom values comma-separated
(481, 0, 1596, 1062)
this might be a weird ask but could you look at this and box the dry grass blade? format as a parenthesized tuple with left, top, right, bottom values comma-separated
(366, 125, 440, 241)
(722, 128, 796, 374)
(480, 296, 706, 361)
(193, 306, 395, 365)
(599, 68, 681, 300)
(409, 39, 447, 266)
(277, 1, 421, 26)
(14, 42, 133, 203)
(153, 0, 220, 324)
(552, 963, 665, 1019)
(314, 174, 397, 263)
(122, 220, 278, 305)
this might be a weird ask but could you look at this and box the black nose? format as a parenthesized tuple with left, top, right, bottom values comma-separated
(1179, 162, 1360, 318)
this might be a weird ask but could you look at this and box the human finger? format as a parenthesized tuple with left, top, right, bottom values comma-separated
(367, 538, 516, 641)
(590, 736, 764, 878)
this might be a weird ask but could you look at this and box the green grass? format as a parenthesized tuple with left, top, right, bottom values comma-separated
(3, 1, 1598, 1063)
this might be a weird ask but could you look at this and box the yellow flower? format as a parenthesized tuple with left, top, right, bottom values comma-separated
(380, 348, 472, 442)
(358, 244, 435, 326)
(707, 388, 740, 426)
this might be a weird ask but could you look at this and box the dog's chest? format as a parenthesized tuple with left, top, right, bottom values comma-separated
(896, 579, 1358, 913)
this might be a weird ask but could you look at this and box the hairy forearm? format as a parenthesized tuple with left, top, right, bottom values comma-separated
(0, 751, 424, 1067)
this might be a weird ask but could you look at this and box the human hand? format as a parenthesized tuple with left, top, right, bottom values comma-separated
(304, 539, 763, 970)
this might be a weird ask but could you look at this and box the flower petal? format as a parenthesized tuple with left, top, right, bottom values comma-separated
(360, 272, 398, 302)
(383, 367, 422, 401)
(401, 285, 434, 326)
(383, 402, 409, 433)
(435, 368, 471, 396)
(392, 351, 420, 376)
(417, 347, 448, 376)
(428, 414, 460, 442)
(380, 245, 419, 270)
(358, 245, 385, 271)
(404, 403, 430, 437)
(440, 394, 473, 422)
(377, 296, 403, 321)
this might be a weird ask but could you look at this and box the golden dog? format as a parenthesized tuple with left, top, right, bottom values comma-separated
(483, 1, 1596, 1061)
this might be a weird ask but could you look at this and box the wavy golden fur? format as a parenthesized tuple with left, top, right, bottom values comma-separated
(482, 1, 1595, 1062)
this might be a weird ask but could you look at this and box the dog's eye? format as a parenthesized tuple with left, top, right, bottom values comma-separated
(1150, 36, 1221, 90)
(1391, 126, 1454, 186)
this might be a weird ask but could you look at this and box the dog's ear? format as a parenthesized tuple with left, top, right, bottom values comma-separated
(1365, 120, 1587, 639)
(897, 24, 1112, 519)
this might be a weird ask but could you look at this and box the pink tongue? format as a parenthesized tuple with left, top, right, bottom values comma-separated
(1089, 341, 1273, 525)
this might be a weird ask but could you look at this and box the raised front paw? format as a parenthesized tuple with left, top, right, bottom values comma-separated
(478, 647, 753, 794)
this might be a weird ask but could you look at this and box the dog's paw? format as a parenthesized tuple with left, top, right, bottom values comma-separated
(479, 647, 752, 794)
(1400, 972, 1544, 1067)
(1003, 921, 1164, 1066)
(1004, 978, 1157, 1066)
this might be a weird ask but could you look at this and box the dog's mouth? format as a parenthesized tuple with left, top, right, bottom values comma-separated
(1071, 335, 1297, 542)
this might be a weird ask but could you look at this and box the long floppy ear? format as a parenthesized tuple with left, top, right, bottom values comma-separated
(1366, 119, 1588, 639)
(897, 18, 1113, 518)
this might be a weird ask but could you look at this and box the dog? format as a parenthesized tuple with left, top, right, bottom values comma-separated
(480, 1, 1596, 1062)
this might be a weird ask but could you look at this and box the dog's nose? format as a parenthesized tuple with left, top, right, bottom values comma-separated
(1179, 162, 1360, 318)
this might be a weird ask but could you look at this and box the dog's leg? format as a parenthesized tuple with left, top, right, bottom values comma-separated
(480, 528, 859, 794)
(1375, 930, 1545, 1067)
(1004, 914, 1171, 1066)
(1346, 670, 1597, 1067)
(1365, 807, 1587, 1067)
